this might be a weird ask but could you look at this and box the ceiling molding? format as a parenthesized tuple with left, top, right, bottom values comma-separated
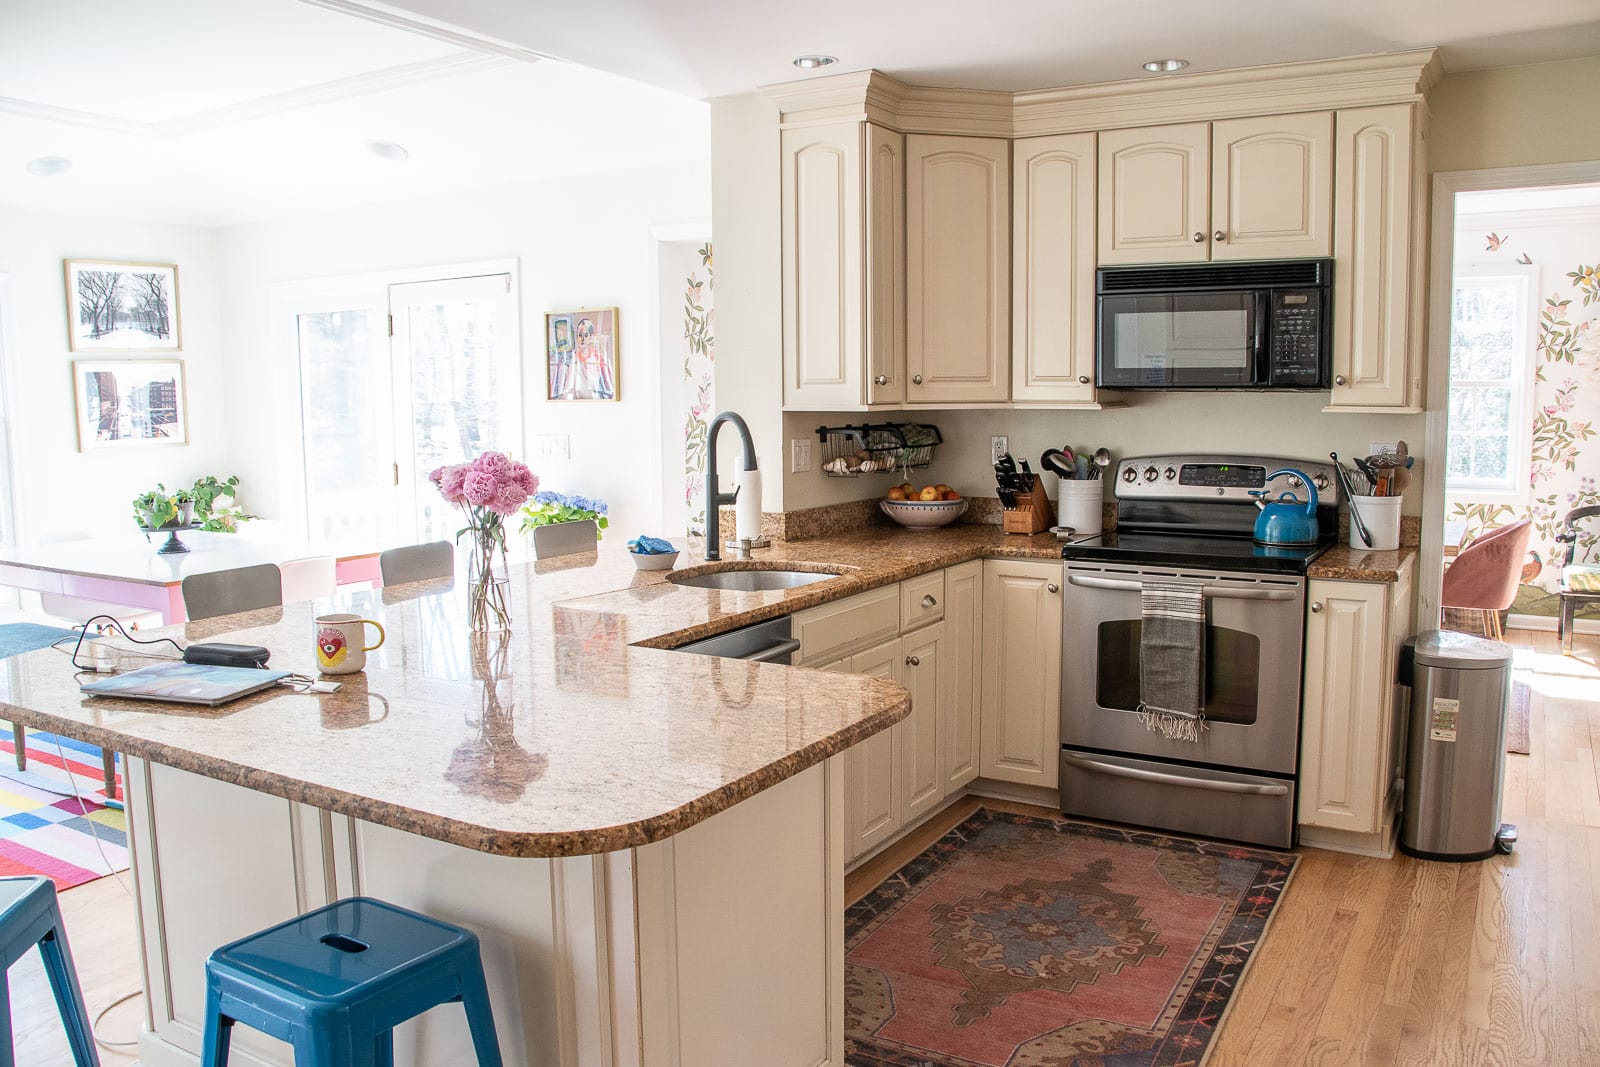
(297, 0, 555, 64)
(1454, 205, 1600, 229)
(0, 53, 512, 139)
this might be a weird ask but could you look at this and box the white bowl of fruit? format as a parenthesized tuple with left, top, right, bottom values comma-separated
(879, 483, 967, 529)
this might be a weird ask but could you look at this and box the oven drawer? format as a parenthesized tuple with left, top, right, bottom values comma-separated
(1060, 749, 1295, 850)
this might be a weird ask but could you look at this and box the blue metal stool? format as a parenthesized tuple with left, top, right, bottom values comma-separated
(0, 875, 100, 1067)
(200, 896, 502, 1067)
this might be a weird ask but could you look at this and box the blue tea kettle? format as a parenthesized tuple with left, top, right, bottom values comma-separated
(1250, 468, 1321, 546)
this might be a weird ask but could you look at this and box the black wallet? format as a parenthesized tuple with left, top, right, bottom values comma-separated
(183, 643, 272, 669)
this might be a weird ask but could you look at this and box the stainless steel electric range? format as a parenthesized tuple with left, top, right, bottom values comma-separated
(1058, 454, 1339, 849)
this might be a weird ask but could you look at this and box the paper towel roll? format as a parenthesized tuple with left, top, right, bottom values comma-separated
(737, 468, 762, 542)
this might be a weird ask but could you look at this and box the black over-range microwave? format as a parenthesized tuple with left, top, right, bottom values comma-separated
(1094, 258, 1332, 390)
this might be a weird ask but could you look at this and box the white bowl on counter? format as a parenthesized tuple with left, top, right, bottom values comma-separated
(879, 498, 969, 529)
(630, 549, 680, 571)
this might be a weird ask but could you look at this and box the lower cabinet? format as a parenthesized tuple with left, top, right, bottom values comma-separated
(1298, 558, 1415, 853)
(979, 559, 1064, 789)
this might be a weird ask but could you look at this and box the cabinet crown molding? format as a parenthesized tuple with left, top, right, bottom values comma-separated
(763, 48, 1442, 137)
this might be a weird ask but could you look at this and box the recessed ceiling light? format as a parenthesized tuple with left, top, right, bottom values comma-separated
(25, 156, 72, 177)
(1142, 58, 1189, 74)
(366, 139, 410, 162)
(793, 55, 837, 70)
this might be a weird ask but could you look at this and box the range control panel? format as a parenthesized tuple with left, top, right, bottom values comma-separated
(1112, 454, 1339, 505)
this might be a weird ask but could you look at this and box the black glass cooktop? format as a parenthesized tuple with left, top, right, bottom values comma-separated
(1061, 530, 1331, 576)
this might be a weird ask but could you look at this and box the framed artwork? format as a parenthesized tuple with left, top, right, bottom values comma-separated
(64, 259, 182, 352)
(546, 307, 619, 401)
(72, 359, 188, 451)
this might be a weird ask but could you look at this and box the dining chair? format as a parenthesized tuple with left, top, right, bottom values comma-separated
(181, 564, 285, 622)
(1554, 505, 1600, 654)
(532, 519, 599, 560)
(379, 541, 454, 586)
(1441, 519, 1533, 640)
(279, 556, 336, 604)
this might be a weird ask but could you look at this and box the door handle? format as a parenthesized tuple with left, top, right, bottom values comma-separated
(905, 655, 920, 667)
(745, 638, 801, 663)
(1062, 751, 1290, 796)
(1066, 574, 1299, 601)
(921, 594, 937, 608)
(874, 374, 889, 386)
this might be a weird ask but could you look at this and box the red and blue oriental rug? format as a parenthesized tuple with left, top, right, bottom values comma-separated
(845, 809, 1296, 1067)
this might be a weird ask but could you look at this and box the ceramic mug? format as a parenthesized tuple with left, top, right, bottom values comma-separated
(315, 613, 386, 675)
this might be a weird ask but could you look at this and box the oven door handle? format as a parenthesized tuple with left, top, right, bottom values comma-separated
(1066, 574, 1299, 602)
(1062, 751, 1290, 796)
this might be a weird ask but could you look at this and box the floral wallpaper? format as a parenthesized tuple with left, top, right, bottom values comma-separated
(1448, 219, 1600, 613)
(682, 243, 714, 535)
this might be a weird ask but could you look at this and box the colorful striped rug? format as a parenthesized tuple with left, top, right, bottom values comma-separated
(0, 728, 127, 890)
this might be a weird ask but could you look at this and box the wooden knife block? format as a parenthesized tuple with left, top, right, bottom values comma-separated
(1002, 480, 1052, 535)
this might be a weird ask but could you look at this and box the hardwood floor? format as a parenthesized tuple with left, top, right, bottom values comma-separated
(846, 627, 1600, 1067)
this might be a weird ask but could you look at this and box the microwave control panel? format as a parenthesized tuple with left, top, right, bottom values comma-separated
(1267, 290, 1325, 385)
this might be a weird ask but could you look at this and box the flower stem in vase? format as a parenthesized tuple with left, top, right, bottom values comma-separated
(467, 523, 512, 633)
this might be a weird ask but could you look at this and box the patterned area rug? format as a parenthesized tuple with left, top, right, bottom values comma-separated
(846, 810, 1297, 1067)
(0, 729, 127, 890)
(1507, 680, 1531, 755)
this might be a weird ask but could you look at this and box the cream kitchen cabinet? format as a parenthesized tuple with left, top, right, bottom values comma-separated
(980, 559, 1063, 789)
(780, 120, 906, 410)
(1327, 103, 1427, 411)
(905, 134, 1011, 405)
(1011, 133, 1104, 406)
(837, 638, 905, 859)
(941, 561, 983, 794)
(1298, 558, 1416, 856)
(1098, 114, 1333, 265)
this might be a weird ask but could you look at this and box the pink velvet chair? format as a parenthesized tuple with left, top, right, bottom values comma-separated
(1441, 519, 1533, 640)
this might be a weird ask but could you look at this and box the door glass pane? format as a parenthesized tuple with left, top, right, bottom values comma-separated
(297, 308, 387, 546)
(1094, 619, 1260, 725)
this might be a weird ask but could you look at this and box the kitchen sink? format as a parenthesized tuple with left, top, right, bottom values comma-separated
(668, 567, 842, 592)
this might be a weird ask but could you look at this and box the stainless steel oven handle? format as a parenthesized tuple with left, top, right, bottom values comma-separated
(1065, 574, 1299, 602)
(1062, 751, 1290, 796)
(746, 638, 802, 663)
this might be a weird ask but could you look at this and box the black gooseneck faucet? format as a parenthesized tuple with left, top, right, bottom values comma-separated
(704, 411, 758, 561)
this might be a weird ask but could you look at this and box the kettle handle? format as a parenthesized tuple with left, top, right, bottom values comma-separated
(1264, 468, 1319, 515)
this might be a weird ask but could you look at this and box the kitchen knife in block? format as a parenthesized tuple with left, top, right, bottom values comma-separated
(1002, 478, 1052, 535)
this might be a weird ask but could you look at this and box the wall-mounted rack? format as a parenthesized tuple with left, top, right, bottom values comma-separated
(814, 423, 942, 478)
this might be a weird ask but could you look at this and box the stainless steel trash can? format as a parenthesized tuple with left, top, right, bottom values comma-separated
(1398, 630, 1517, 861)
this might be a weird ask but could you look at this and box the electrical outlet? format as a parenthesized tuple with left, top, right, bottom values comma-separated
(991, 435, 1009, 465)
(1369, 442, 1398, 456)
(530, 434, 570, 461)
(791, 439, 813, 473)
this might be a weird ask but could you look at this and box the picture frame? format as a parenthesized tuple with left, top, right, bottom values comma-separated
(72, 359, 189, 451)
(546, 307, 619, 401)
(64, 259, 182, 352)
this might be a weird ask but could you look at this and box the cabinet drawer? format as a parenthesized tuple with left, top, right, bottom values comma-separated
(900, 571, 946, 632)
(794, 585, 900, 665)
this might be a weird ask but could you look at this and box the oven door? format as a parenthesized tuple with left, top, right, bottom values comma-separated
(1061, 563, 1305, 775)
(1096, 290, 1268, 388)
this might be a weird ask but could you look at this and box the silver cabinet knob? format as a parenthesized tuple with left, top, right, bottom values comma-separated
(921, 594, 937, 608)
(1078, 375, 1091, 384)
(1192, 232, 1206, 243)
(1213, 230, 1226, 241)
(874, 374, 889, 386)
(1310, 602, 1323, 613)
(1334, 375, 1348, 387)
(912, 374, 924, 385)
(1046, 582, 1060, 594)
(905, 655, 920, 667)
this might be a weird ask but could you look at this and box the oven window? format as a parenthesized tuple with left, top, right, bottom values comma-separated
(1093, 620, 1261, 725)
(1100, 292, 1257, 387)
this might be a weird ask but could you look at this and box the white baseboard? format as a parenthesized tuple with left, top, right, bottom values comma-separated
(1507, 613, 1600, 635)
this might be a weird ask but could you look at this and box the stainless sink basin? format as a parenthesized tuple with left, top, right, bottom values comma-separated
(668, 568, 840, 592)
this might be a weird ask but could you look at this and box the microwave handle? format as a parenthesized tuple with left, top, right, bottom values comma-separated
(1251, 292, 1271, 384)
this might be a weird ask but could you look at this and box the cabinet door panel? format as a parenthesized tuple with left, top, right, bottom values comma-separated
(1012, 133, 1098, 404)
(1211, 112, 1332, 260)
(980, 560, 1063, 788)
(1098, 123, 1210, 265)
(866, 124, 906, 406)
(943, 561, 983, 794)
(902, 623, 945, 823)
(906, 134, 1010, 403)
(845, 639, 903, 859)
(1299, 581, 1386, 831)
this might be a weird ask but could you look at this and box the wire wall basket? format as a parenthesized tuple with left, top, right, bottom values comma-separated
(815, 423, 943, 478)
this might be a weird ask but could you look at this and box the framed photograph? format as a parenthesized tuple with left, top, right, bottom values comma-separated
(64, 259, 182, 352)
(72, 359, 188, 451)
(546, 307, 618, 401)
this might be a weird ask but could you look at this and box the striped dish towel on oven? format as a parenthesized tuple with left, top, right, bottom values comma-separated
(1137, 580, 1208, 742)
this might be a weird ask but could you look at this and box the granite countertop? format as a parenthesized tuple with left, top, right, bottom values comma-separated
(1305, 544, 1417, 583)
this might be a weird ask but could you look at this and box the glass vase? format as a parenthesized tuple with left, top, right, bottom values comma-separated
(466, 528, 511, 633)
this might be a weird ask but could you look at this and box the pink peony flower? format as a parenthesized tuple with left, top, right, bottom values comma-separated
(473, 452, 511, 475)
(462, 471, 497, 506)
(440, 465, 469, 503)
(489, 484, 527, 516)
(511, 463, 537, 495)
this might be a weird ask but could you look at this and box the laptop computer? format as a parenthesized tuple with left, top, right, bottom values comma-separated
(81, 662, 291, 707)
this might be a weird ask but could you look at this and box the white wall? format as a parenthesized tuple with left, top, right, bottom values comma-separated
(217, 161, 710, 543)
(0, 206, 224, 541)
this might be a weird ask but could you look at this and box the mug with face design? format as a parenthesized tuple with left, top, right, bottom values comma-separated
(315, 613, 386, 675)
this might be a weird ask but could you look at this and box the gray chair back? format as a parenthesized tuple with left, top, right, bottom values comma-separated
(532, 519, 599, 560)
(379, 541, 454, 586)
(181, 563, 284, 621)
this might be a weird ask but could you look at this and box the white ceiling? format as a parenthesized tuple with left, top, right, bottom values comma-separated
(0, 0, 709, 226)
(363, 0, 1600, 99)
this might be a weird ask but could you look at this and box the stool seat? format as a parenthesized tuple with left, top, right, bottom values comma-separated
(0, 876, 100, 1066)
(202, 896, 502, 1067)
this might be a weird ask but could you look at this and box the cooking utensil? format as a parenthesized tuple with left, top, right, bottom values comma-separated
(1330, 452, 1373, 548)
(1041, 448, 1075, 478)
(1074, 454, 1090, 480)
(1091, 448, 1112, 479)
(1353, 456, 1377, 490)
(1248, 468, 1321, 546)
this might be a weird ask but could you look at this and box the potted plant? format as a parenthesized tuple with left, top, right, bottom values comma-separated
(190, 474, 252, 532)
(132, 485, 181, 531)
(519, 492, 609, 541)
(172, 489, 195, 526)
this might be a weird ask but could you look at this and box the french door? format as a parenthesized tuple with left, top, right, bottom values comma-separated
(289, 270, 521, 548)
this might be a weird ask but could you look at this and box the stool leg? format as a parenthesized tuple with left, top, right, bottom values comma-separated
(0, 967, 15, 1067)
(299, 1027, 381, 1067)
(200, 986, 233, 1067)
(1561, 598, 1575, 655)
(102, 751, 117, 800)
(458, 966, 504, 1067)
(37, 929, 101, 1067)
(12, 723, 25, 772)
(376, 1029, 394, 1067)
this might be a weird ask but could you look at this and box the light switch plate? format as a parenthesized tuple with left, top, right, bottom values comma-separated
(991, 435, 1009, 465)
(791, 439, 813, 473)
(531, 434, 570, 461)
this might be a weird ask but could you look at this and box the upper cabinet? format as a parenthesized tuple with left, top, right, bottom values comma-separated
(1099, 116, 1332, 265)
(1327, 104, 1427, 411)
(780, 121, 905, 411)
(905, 135, 1011, 405)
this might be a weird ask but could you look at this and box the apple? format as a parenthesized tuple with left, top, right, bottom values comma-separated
(935, 484, 952, 495)
(942, 490, 961, 501)
(886, 486, 907, 501)
(899, 482, 914, 497)
(918, 486, 941, 501)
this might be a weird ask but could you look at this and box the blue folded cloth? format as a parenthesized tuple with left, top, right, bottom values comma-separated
(628, 536, 675, 555)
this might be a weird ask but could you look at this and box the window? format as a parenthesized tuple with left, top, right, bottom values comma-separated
(1447, 265, 1535, 496)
